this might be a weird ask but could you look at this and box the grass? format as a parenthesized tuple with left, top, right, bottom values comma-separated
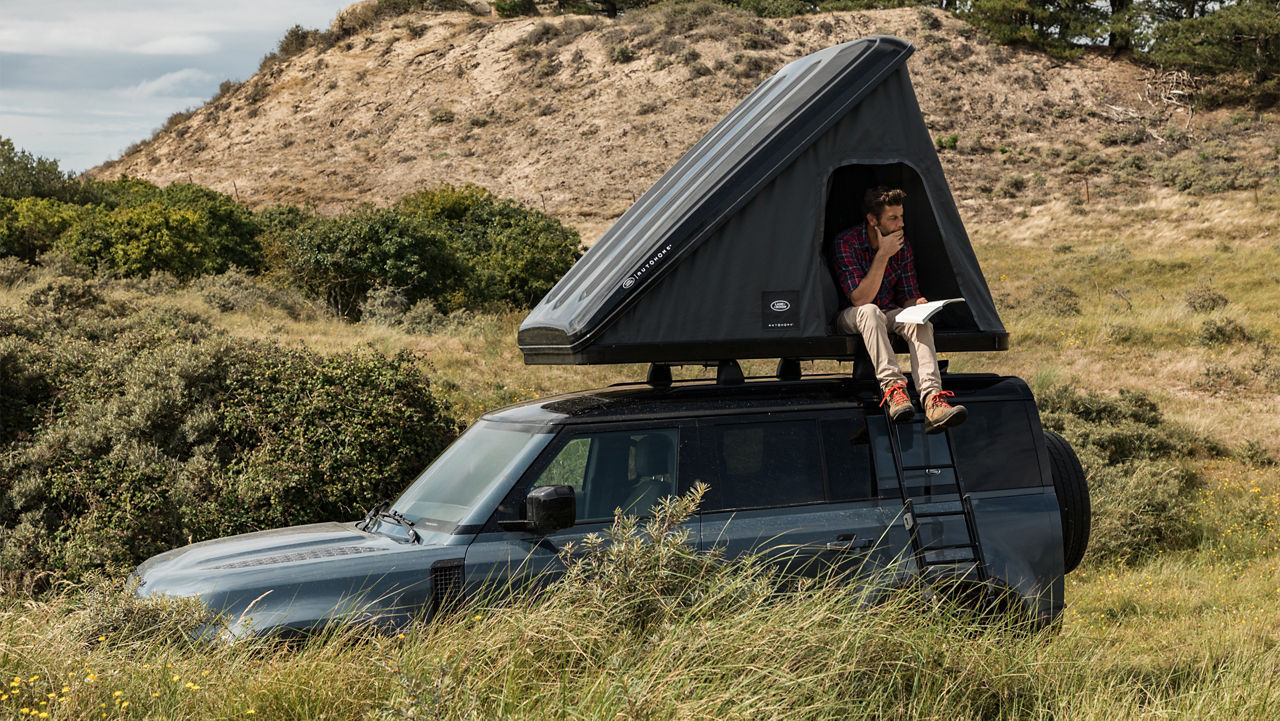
(4, 187, 1280, 717)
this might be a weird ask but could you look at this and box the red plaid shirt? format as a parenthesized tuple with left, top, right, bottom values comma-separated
(832, 223, 922, 310)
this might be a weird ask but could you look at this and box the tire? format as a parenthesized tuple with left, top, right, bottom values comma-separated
(1044, 430, 1090, 574)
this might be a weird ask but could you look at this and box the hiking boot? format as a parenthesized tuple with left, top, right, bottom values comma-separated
(924, 390, 967, 434)
(880, 381, 914, 422)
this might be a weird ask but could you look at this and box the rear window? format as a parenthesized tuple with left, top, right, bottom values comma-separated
(949, 401, 1045, 491)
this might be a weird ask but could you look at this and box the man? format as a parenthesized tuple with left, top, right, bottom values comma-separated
(832, 186, 966, 433)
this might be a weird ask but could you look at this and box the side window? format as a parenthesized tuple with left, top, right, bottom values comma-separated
(820, 414, 874, 501)
(950, 402, 1045, 491)
(531, 428, 679, 522)
(704, 419, 824, 511)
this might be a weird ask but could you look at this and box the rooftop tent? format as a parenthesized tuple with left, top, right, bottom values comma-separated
(518, 35, 1007, 366)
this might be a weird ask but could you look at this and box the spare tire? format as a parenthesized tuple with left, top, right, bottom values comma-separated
(1044, 430, 1090, 574)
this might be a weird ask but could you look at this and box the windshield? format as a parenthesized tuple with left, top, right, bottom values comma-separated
(390, 420, 553, 531)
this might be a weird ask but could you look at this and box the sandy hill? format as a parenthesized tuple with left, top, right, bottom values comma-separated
(90, 4, 1276, 243)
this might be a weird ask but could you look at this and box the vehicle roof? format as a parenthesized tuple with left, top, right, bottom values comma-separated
(482, 373, 1033, 427)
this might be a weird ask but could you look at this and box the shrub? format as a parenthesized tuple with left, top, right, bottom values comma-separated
(262, 205, 464, 318)
(608, 44, 637, 63)
(1185, 284, 1228, 313)
(1152, 144, 1266, 194)
(0, 137, 102, 204)
(0, 307, 458, 589)
(936, 133, 959, 150)
(0, 195, 85, 261)
(361, 284, 411, 326)
(995, 174, 1027, 198)
(1031, 281, 1081, 316)
(394, 184, 582, 310)
(493, 0, 539, 16)
(55, 182, 262, 279)
(192, 267, 317, 320)
(1197, 317, 1250, 346)
(24, 276, 103, 315)
(0, 256, 30, 287)
(1097, 124, 1147, 146)
(738, 0, 816, 17)
(1037, 385, 1218, 564)
(554, 485, 776, 635)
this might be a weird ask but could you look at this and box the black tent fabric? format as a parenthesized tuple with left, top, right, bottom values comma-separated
(519, 35, 1007, 365)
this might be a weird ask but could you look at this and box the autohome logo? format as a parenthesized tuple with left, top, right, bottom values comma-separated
(621, 243, 674, 290)
(770, 299, 791, 312)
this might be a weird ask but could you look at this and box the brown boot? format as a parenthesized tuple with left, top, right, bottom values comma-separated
(880, 381, 914, 422)
(924, 390, 967, 434)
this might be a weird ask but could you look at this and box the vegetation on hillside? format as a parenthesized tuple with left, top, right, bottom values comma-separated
(245, 0, 1280, 108)
(0, 142, 578, 591)
(0, 260, 459, 593)
(0, 139, 582, 318)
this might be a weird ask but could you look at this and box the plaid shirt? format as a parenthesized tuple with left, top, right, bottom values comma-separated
(832, 223, 922, 310)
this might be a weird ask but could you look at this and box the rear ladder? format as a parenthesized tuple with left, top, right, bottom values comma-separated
(882, 405, 988, 583)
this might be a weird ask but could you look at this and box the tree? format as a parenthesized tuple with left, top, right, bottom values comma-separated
(1148, 0, 1280, 84)
(0, 137, 99, 204)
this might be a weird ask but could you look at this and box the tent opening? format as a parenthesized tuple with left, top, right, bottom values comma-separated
(822, 161, 969, 331)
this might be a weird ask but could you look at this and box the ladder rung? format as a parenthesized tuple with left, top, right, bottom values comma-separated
(922, 542, 978, 552)
(922, 549, 979, 564)
(916, 507, 962, 519)
(913, 500, 964, 514)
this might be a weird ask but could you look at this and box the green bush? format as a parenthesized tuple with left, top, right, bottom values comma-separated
(0, 195, 86, 261)
(493, 0, 539, 16)
(1152, 145, 1266, 194)
(55, 183, 262, 279)
(263, 205, 464, 318)
(1037, 385, 1219, 565)
(0, 305, 457, 590)
(394, 184, 582, 310)
(737, 0, 816, 18)
(0, 137, 104, 204)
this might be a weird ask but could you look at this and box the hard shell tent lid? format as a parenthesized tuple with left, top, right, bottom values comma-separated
(519, 35, 1008, 366)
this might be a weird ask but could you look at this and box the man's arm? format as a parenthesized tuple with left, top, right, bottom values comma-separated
(849, 227, 904, 306)
(894, 235, 928, 307)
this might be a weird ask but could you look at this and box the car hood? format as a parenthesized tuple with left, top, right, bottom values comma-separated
(133, 522, 466, 637)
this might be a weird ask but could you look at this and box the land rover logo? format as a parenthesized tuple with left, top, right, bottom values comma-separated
(622, 276, 636, 289)
(770, 299, 791, 312)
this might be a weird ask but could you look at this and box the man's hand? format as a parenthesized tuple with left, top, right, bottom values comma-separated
(874, 226, 905, 258)
(912, 297, 929, 306)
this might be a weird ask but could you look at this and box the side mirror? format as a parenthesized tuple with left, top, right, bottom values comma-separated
(498, 485, 575, 533)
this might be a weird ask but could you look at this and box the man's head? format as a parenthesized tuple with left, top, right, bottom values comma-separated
(863, 186, 907, 235)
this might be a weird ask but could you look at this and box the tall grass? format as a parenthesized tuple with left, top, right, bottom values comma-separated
(6, 490, 1280, 719)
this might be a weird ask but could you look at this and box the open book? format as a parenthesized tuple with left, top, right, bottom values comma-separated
(895, 297, 965, 325)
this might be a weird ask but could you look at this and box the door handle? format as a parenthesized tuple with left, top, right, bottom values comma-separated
(825, 539, 874, 552)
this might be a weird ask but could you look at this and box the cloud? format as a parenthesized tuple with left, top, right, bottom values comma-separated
(126, 68, 218, 98)
(136, 35, 221, 56)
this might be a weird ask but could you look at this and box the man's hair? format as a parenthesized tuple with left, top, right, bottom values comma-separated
(863, 186, 907, 219)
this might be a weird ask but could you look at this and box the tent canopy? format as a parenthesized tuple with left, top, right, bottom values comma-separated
(519, 36, 1007, 366)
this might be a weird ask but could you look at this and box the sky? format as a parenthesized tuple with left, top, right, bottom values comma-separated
(0, 0, 357, 174)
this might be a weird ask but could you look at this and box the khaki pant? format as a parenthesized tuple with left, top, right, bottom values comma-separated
(836, 304, 942, 399)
